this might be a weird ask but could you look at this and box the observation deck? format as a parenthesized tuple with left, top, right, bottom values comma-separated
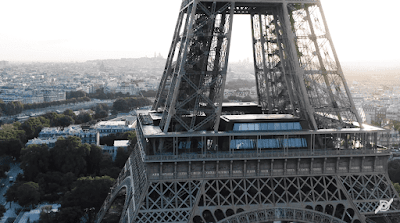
(135, 104, 390, 183)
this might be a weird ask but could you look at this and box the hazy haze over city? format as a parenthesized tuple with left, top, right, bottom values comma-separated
(1, 0, 399, 67)
(1, 1, 400, 221)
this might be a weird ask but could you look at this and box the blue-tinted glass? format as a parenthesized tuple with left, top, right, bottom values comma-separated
(274, 123, 280, 131)
(271, 139, 279, 148)
(260, 123, 268, 131)
(281, 122, 288, 130)
(294, 122, 302, 130)
(238, 124, 244, 131)
(283, 138, 289, 147)
(302, 138, 307, 147)
(257, 138, 307, 148)
(230, 139, 255, 149)
(233, 122, 302, 131)
(233, 124, 240, 131)
(248, 123, 255, 131)
(179, 141, 191, 149)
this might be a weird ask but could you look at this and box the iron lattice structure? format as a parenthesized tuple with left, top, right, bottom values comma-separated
(96, 0, 400, 223)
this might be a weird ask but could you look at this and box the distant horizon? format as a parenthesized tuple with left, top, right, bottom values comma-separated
(4, 57, 400, 69)
(1, 0, 399, 65)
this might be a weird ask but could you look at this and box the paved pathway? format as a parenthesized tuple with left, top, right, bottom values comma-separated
(0, 163, 24, 223)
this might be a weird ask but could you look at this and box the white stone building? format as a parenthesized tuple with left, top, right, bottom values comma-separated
(94, 121, 135, 137)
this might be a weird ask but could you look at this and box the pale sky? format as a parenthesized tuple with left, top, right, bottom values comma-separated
(0, 0, 399, 64)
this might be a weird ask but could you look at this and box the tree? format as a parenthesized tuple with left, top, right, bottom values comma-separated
(100, 154, 120, 179)
(394, 183, 400, 194)
(21, 117, 50, 139)
(88, 88, 108, 99)
(12, 101, 24, 114)
(3, 101, 24, 115)
(43, 112, 71, 127)
(75, 112, 92, 124)
(242, 95, 254, 102)
(57, 115, 75, 127)
(93, 104, 109, 119)
(63, 109, 76, 118)
(100, 131, 136, 146)
(50, 136, 89, 176)
(114, 147, 128, 168)
(35, 171, 76, 201)
(389, 159, 400, 183)
(124, 131, 137, 147)
(5, 181, 40, 207)
(51, 206, 83, 223)
(51, 176, 115, 223)
(20, 144, 50, 181)
(0, 163, 10, 178)
(227, 95, 241, 101)
(61, 176, 115, 211)
(0, 123, 26, 159)
(86, 145, 103, 175)
(5, 181, 22, 203)
(141, 90, 157, 97)
(0, 204, 6, 218)
(16, 182, 40, 207)
(112, 98, 129, 112)
(225, 79, 255, 90)
(66, 91, 86, 100)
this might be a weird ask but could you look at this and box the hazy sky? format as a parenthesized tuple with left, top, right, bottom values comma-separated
(1, 0, 399, 64)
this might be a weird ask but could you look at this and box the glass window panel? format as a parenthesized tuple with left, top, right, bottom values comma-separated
(230, 140, 236, 149)
(230, 139, 255, 149)
(239, 124, 244, 131)
(267, 123, 273, 131)
(294, 122, 302, 130)
(273, 139, 278, 147)
(283, 138, 289, 147)
(302, 138, 307, 147)
(274, 123, 280, 131)
(233, 124, 240, 131)
(293, 138, 300, 147)
(260, 123, 268, 131)
(233, 122, 302, 131)
(179, 141, 191, 149)
(248, 124, 255, 131)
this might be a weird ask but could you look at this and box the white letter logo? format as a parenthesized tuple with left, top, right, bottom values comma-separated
(375, 198, 394, 214)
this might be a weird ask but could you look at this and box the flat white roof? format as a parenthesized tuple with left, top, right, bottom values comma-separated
(96, 121, 126, 126)
(114, 140, 129, 147)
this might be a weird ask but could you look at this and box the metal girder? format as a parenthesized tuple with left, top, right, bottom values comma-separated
(155, 1, 235, 133)
(130, 175, 368, 222)
(94, 1, 400, 223)
(288, 3, 362, 129)
(250, 6, 304, 121)
(154, 1, 362, 132)
(96, 142, 400, 223)
(219, 208, 347, 223)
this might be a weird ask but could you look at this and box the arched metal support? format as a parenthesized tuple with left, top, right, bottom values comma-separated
(219, 207, 346, 223)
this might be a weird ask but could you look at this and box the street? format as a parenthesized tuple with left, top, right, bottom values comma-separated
(0, 163, 23, 223)
(1, 99, 114, 124)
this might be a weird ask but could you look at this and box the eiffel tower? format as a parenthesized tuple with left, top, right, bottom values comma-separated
(96, 0, 400, 222)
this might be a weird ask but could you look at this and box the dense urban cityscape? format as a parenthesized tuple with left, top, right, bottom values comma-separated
(1, 56, 400, 222)
(1, 0, 400, 221)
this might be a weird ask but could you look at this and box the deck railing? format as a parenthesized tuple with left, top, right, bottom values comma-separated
(144, 148, 390, 162)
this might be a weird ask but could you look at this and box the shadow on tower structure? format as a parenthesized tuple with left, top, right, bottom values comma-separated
(96, 0, 400, 222)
